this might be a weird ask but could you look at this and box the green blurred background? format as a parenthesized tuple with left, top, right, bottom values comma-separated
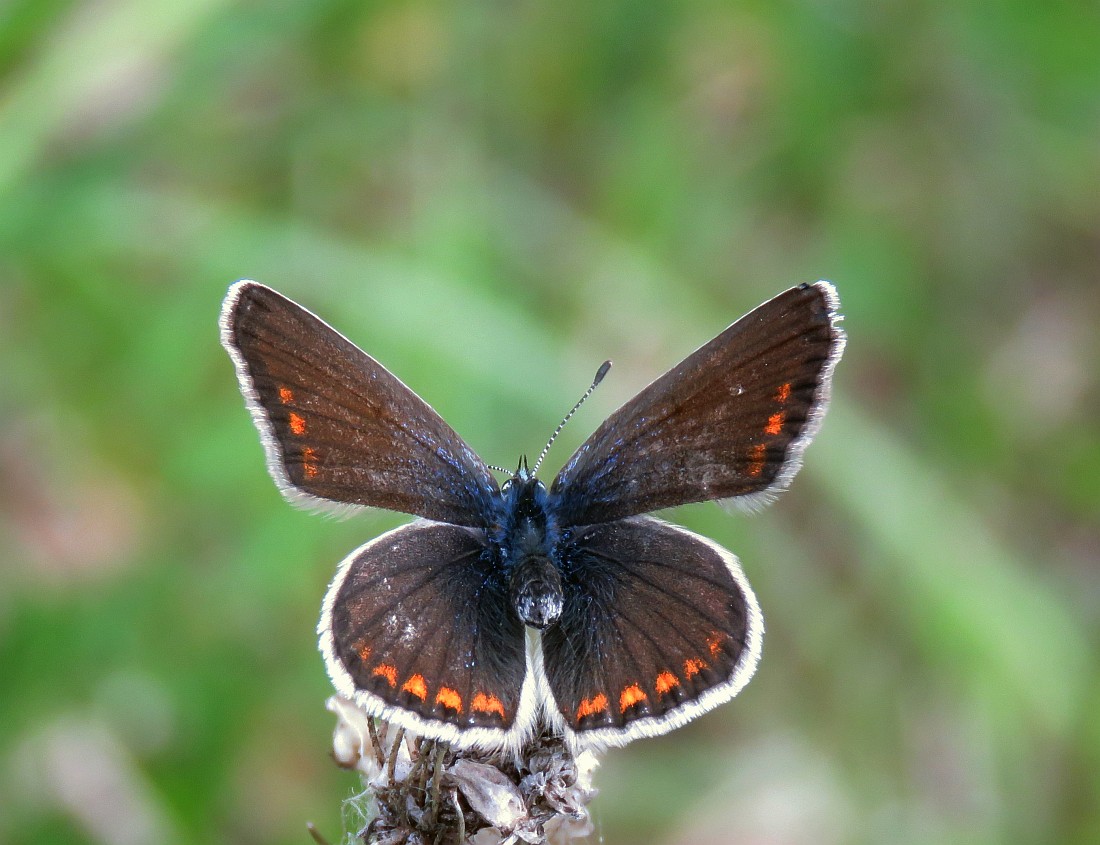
(1, 1, 1097, 843)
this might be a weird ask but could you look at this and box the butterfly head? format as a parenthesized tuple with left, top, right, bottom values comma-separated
(503, 454, 535, 487)
(499, 461, 551, 523)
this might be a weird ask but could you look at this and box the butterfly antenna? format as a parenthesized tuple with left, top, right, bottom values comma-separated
(487, 464, 512, 474)
(532, 360, 612, 475)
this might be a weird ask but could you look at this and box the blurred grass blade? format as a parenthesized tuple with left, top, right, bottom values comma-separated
(0, 0, 229, 197)
(814, 400, 1088, 736)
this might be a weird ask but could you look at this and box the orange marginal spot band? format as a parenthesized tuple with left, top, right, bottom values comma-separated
(302, 446, 319, 479)
(278, 386, 294, 403)
(747, 443, 767, 477)
(289, 412, 307, 436)
(372, 664, 397, 687)
(402, 674, 428, 700)
(576, 693, 609, 721)
(619, 684, 647, 713)
(775, 382, 791, 402)
(655, 671, 680, 695)
(471, 692, 506, 718)
(684, 657, 707, 679)
(436, 687, 462, 713)
(707, 633, 723, 657)
(765, 411, 784, 436)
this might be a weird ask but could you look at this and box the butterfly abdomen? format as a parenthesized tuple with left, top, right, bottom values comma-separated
(509, 554, 564, 629)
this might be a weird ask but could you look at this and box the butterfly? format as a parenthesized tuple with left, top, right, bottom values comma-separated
(220, 281, 844, 751)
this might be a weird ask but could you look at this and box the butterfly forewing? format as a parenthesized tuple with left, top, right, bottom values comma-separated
(540, 516, 762, 747)
(221, 282, 499, 526)
(320, 520, 533, 747)
(550, 282, 844, 526)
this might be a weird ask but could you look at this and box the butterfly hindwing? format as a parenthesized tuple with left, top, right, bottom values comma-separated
(550, 282, 845, 526)
(220, 281, 499, 526)
(319, 520, 534, 748)
(540, 516, 762, 748)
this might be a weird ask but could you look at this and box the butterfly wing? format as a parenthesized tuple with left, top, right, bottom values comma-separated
(539, 516, 762, 748)
(220, 281, 499, 526)
(550, 282, 844, 526)
(320, 520, 535, 749)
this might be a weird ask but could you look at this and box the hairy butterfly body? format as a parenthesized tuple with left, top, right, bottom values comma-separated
(220, 281, 845, 751)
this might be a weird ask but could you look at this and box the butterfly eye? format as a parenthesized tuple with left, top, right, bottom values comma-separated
(501, 479, 513, 493)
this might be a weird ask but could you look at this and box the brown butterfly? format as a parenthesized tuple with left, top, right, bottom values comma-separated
(221, 281, 844, 751)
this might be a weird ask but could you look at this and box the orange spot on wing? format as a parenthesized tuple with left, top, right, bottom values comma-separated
(436, 687, 462, 713)
(619, 684, 647, 712)
(372, 664, 397, 687)
(402, 674, 428, 700)
(655, 671, 680, 695)
(765, 411, 784, 436)
(747, 443, 767, 477)
(707, 633, 723, 658)
(576, 694, 609, 721)
(355, 641, 372, 663)
(278, 386, 294, 403)
(684, 657, 707, 679)
(289, 412, 307, 436)
(471, 692, 506, 718)
(302, 446, 319, 479)
(775, 382, 791, 402)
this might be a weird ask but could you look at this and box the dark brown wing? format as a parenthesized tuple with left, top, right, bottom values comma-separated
(220, 281, 499, 526)
(319, 520, 532, 750)
(540, 516, 762, 748)
(550, 282, 844, 527)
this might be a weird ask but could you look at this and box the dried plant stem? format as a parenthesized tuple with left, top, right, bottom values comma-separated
(306, 821, 332, 845)
(427, 743, 446, 829)
(384, 727, 405, 784)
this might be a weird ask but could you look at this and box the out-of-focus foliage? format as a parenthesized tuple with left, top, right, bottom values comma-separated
(0, 2, 1096, 844)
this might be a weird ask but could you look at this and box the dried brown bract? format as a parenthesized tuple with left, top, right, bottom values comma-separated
(327, 696, 599, 845)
